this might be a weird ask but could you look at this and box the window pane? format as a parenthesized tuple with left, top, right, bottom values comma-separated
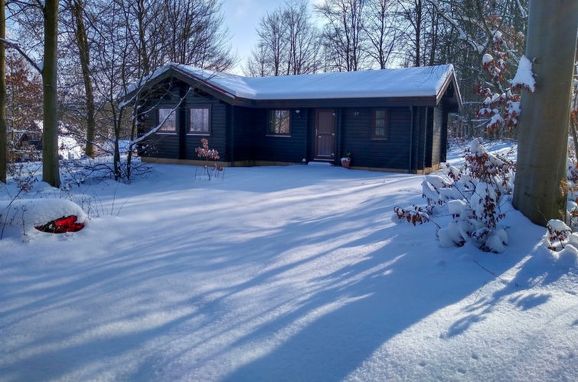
(268, 110, 291, 135)
(190, 108, 210, 134)
(158, 109, 176, 133)
(374, 110, 387, 138)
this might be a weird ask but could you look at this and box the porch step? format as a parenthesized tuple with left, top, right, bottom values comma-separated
(308, 161, 333, 166)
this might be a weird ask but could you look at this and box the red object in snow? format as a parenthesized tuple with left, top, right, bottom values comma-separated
(35, 215, 85, 234)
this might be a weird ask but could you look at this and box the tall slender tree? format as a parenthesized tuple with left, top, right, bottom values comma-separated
(69, 0, 96, 158)
(42, 0, 60, 187)
(0, 0, 6, 183)
(513, 0, 578, 225)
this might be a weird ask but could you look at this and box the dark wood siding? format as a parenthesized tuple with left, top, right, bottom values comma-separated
(424, 107, 433, 167)
(140, 85, 181, 159)
(440, 104, 449, 162)
(139, 80, 230, 161)
(253, 109, 309, 163)
(232, 106, 258, 162)
(431, 106, 443, 166)
(407, 107, 428, 172)
(341, 107, 411, 169)
(183, 89, 229, 161)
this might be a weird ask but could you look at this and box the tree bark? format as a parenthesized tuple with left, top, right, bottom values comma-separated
(71, 0, 96, 158)
(0, 0, 6, 183)
(42, 0, 61, 187)
(513, 0, 578, 225)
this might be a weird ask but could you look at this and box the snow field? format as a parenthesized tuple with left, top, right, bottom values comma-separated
(0, 161, 576, 381)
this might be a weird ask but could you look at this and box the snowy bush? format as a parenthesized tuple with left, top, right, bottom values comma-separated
(393, 206, 429, 225)
(394, 139, 515, 253)
(545, 219, 578, 267)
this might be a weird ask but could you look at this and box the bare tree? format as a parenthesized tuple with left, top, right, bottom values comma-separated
(4, 0, 60, 187)
(160, 0, 233, 71)
(67, 0, 96, 157)
(246, 42, 270, 77)
(247, 1, 319, 77)
(256, 9, 287, 76)
(0, 0, 6, 183)
(90, 0, 133, 180)
(364, 0, 398, 69)
(283, 0, 320, 75)
(41, 0, 60, 187)
(317, 0, 366, 72)
(396, 0, 437, 67)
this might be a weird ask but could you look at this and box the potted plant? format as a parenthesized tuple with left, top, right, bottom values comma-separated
(341, 152, 352, 168)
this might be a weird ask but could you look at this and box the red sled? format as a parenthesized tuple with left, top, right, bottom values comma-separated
(35, 215, 85, 234)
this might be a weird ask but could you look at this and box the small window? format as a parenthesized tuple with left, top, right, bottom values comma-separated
(158, 108, 177, 133)
(189, 107, 210, 135)
(372, 109, 389, 140)
(268, 110, 291, 136)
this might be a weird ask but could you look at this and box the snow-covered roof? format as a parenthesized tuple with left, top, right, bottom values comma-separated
(127, 63, 460, 103)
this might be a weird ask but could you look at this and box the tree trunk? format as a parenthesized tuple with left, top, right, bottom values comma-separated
(414, 0, 422, 67)
(0, 0, 6, 183)
(42, 0, 60, 188)
(513, 0, 578, 225)
(72, 0, 96, 158)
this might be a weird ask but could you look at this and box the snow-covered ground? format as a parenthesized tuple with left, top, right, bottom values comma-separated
(1, 152, 577, 381)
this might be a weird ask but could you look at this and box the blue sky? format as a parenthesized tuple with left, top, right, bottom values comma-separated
(221, 0, 323, 74)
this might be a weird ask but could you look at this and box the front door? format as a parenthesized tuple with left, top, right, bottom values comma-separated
(315, 109, 336, 160)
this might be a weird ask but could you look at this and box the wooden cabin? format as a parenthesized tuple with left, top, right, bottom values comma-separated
(123, 64, 462, 173)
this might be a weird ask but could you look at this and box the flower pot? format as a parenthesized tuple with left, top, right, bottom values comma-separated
(341, 157, 351, 168)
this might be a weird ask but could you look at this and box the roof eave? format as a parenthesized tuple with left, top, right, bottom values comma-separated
(435, 69, 463, 110)
(231, 95, 439, 109)
(119, 65, 240, 105)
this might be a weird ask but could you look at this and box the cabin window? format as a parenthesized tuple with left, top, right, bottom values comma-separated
(372, 109, 389, 140)
(267, 110, 291, 136)
(158, 108, 177, 133)
(189, 107, 210, 135)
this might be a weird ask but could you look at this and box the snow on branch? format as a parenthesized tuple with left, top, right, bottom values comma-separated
(511, 55, 536, 92)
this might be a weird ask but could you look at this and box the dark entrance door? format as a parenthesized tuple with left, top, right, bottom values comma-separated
(315, 109, 336, 160)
